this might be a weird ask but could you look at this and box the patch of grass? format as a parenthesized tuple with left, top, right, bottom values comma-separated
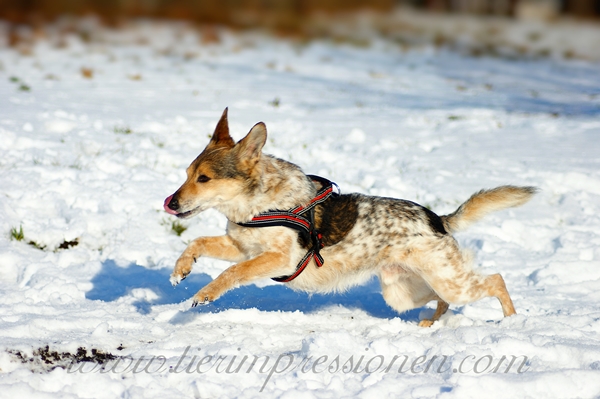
(9, 76, 20, 83)
(28, 240, 46, 251)
(10, 225, 24, 241)
(269, 97, 280, 107)
(150, 137, 165, 148)
(171, 220, 188, 236)
(114, 126, 132, 135)
(10, 225, 47, 250)
(448, 115, 464, 121)
(18, 83, 31, 91)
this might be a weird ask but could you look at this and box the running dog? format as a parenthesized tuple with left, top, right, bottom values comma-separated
(164, 108, 536, 327)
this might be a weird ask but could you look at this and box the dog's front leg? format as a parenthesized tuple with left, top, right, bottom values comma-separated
(170, 235, 245, 286)
(191, 251, 288, 306)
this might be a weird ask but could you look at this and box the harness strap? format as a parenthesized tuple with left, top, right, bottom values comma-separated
(236, 175, 339, 283)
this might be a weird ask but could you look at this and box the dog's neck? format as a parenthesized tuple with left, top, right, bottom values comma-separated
(216, 155, 317, 223)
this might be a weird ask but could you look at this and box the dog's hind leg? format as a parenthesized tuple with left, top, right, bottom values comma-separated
(416, 243, 516, 319)
(170, 235, 246, 286)
(482, 273, 516, 317)
(427, 271, 516, 318)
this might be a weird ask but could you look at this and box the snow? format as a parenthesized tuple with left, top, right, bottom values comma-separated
(1, 20, 600, 398)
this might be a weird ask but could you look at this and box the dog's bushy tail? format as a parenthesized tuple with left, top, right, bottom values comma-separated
(441, 186, 538, 234)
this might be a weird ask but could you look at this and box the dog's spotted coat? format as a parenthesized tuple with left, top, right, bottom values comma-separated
(164, 109, 537, 327)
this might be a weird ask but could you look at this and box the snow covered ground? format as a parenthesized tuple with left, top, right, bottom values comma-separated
(1, 20, 600, 398)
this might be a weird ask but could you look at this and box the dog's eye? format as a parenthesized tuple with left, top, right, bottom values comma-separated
(197, 175, 211, 183)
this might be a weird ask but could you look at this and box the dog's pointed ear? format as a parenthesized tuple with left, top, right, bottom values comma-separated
(234, 122, 267, 163)
(209, 108, 234, 148)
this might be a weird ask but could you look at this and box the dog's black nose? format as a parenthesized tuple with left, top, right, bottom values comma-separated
(168, 197, 179, 211)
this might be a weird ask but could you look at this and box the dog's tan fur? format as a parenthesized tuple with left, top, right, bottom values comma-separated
(165, 109, 537, 327)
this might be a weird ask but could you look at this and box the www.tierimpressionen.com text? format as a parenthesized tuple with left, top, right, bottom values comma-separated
(67, 346, 530, 391)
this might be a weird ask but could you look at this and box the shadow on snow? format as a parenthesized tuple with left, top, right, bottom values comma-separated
(86, 260, 422, 323)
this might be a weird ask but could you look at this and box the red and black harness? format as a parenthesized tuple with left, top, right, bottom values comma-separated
(236, 175, 339, 283)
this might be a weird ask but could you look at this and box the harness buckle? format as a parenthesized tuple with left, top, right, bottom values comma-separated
(331, 182, 341, 196)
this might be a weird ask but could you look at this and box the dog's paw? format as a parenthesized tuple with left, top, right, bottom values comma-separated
(171, 256, 194, 286)
(169, 273, 187, 287)
(191, 287, 219, 307)
(418, 320, 434, 328)
(191, 295, 212, 307)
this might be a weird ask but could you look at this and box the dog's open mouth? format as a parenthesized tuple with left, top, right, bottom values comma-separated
(172, 209, 197, 218)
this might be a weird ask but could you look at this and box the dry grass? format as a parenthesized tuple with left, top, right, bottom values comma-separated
(81, 67, 94, 79)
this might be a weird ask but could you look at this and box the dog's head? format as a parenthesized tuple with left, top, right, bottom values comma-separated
(164, 108, 267, 219)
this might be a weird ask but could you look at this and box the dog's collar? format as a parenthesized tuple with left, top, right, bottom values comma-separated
(236, 175, 340, 283)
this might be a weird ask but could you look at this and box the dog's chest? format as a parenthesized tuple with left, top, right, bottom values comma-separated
(226, 220, 300, 258)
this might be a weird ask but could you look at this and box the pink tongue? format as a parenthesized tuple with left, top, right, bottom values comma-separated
(164, 195, 178, 215)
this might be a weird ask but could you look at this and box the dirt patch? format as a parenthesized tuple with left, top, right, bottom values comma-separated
(8, 346, 119, 373)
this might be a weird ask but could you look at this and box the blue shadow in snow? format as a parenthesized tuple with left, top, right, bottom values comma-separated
(86, 260, 422, 322)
